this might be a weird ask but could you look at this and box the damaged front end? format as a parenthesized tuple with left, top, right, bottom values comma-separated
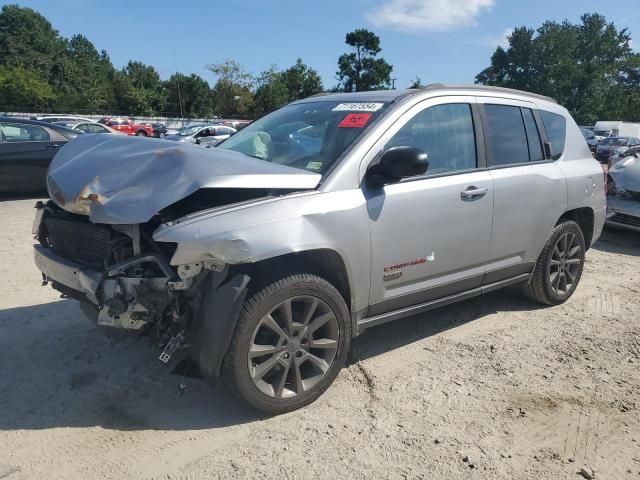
(33, 201, 215, 359)
(606, 155, 640, 232)
(34, 134, 321, 371)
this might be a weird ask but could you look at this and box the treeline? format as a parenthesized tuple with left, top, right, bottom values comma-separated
(476, 14, 640, 124)
(0, 6, 398, 118)
(0, 5, 327, 118)
(2, 5, 639, 124)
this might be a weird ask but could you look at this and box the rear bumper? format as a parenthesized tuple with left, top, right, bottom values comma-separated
(33, 244, 102, 304)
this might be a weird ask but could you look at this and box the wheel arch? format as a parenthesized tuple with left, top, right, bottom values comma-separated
(557, 207, 595, 249)
(234, 248, 352, 310)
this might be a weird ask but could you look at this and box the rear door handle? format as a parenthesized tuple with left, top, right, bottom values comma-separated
(461, 186, 488, 199)
(46, 144, 60, 149)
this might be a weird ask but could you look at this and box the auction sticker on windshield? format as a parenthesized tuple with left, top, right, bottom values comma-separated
(332, 103, 384, 112)
(338, 113, 373, 128)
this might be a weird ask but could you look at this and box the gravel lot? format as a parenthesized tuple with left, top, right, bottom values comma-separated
(1, 196, 639, 480)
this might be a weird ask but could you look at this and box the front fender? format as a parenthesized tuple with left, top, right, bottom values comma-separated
(153, 190, 371, 311)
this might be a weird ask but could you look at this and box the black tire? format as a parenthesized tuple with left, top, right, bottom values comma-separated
(135, 130, 147, 136)
(221, 273, 351, 414)
(527, 220, 586, 305)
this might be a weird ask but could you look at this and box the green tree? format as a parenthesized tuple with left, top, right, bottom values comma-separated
(51, 34, 117, 112)
(163, 73, 214, 117)
(280, 58, 323, 101)
(336, 29, 392, 92)
(114, 61, 166, 115)
(476, 14, 638, 124)
(0, 5, 66, 73)
(0, 65, 55, 109)
(206, 60, 254, 117)
(408, 77, 424, 89)
(252, 67, 289, 116)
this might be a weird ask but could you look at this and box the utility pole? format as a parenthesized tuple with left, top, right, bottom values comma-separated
(391, 78, 397, 89)
(173, 49, 184, 119)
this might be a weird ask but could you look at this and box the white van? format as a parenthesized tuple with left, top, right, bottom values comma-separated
(593, 121, 640, 141)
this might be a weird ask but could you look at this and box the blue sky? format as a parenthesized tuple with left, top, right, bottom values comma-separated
(3, 0, 640, 89)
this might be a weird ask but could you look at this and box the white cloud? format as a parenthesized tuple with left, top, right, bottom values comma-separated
(366, 0, 495, 32)
(482, 27, 513, 49)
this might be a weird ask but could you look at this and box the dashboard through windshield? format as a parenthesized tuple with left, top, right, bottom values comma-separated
(218, 101, 390, 175)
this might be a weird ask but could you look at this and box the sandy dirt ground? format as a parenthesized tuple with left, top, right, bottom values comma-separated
(1, 196, 639, 480)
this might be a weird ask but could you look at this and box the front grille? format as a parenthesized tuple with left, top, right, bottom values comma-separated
(44, 214, 126, 269)
(610, 213, 640, 229)
(596, 152, 610, 163)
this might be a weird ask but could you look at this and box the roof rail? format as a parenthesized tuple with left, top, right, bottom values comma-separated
(421, 83, 557, 104)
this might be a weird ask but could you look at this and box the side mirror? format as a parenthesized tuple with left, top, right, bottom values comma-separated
(367, 146, 428, 187)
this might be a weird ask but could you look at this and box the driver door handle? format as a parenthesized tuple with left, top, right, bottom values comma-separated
(461, 186, 488, 199)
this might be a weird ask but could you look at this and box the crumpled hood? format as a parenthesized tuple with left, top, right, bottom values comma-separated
(47, 134, 321, 224)
(609, 155, 640, 193)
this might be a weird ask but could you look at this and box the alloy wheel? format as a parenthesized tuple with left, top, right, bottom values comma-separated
(548, 231, 582, 296)
(248, 295, 339, 399)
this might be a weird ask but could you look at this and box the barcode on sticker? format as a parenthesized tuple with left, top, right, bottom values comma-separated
(332, 103, 384, 112)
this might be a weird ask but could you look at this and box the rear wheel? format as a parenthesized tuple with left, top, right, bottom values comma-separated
(135, 130, 147, 136)
(222, 273, 351, 414)
(527, 220, 585, 305)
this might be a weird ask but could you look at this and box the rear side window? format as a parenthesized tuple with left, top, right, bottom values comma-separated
(0, 123, 50, 142)
(522, 108, 544, 162)
(385, 103, 477, 174)
(484, 105, 529, 166)
(540, 111, 566, 160)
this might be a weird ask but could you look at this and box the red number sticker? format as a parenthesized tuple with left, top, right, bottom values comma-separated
(338, 113, 372, 128)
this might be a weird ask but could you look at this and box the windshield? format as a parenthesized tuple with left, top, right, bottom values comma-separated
(218, 101, 389, 174)
(176, 125, 204, 136)
(601, 137, 628, 146)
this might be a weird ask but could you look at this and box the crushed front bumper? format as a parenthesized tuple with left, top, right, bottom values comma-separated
(606, 195, 640, 232)
(34, 244, 102, 304)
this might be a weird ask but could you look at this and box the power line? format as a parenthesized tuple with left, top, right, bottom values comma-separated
(173, 49, 184, 119)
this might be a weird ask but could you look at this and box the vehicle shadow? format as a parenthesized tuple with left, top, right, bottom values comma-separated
(0, 286, 541, 432)
(351, 286, 541, 362)
(591, 226, 640, 256)
(0, 191, 47, 202)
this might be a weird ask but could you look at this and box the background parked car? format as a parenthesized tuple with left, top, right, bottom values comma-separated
(0, 116, 78, 193)
(97, 117, 153, 137)
(164, 124, 236, 145)
(595, 136, 640, 164)
(33, 114, 94, 124)
(150, 123, 168, 138)
(54, 121, 124, 135)
(580, 127, 598, 152)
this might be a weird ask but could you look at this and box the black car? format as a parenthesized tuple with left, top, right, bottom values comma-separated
(150, 123, 168, 138)
(0, 116, 79, 193)
(595, 136, 640, 164)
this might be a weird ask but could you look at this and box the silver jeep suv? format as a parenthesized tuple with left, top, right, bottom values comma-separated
(34, 85, 605, 413)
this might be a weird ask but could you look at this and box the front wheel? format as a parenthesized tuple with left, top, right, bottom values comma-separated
(222, 273, 351, 414)
(527, 220, 586, 305)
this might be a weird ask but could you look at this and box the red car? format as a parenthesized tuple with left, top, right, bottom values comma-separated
(97, 117, 153, 137)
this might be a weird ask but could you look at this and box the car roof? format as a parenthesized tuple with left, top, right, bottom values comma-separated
(0, 116, 79, 136)
(293, 83, 557, 106)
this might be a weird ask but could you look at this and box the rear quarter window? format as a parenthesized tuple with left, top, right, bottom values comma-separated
(540, 111, 566, 160)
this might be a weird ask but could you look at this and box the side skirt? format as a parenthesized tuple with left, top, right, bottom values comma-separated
(355, 273, 531, 336)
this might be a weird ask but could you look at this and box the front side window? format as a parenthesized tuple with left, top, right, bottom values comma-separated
(384, 103, 477, 174)
(75, 123, 91, 133)
(219, 101, 390, 174)
(0, 123, 50, 142)
(484, 105, 530, 166)
(540, 111, 567, 160)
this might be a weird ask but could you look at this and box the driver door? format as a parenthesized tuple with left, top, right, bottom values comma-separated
(365, 97, 494, 316)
